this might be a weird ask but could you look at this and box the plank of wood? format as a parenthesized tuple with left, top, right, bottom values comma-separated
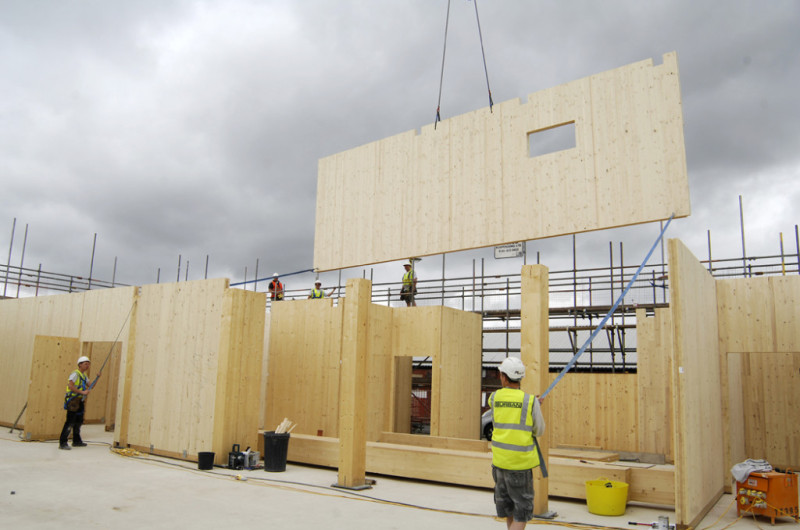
(285, 434, 675, 505)
(548, 457, 630, 499)
(549, 448, 620, 462)
(378, 432, 490, 452)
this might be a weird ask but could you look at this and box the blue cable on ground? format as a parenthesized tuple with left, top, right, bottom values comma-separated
(541, 214, 675, 401)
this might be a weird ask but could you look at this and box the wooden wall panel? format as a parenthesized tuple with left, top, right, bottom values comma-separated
(265, 298, 342, 437)
(770, 276, 800, 351)
(390, 356, 412, 433)
(437, 307, 482, 439)
(0, 293, 83, 428)
(81, 342, 121, 424)
(668, 238, 723, 527)
(730, 352, 800, 470)
(117, 279, 231, 462)
(24, 336, 80, 440)
(213, 288, 266, 460)
(314, 53, 689, 270)
(548, 373, 638, 453)
(636, 307, 674, 459)
(726, 353, 746, 470)
(717, 277, 776, 353)
(0, 298, 42, 427)
(366, 303, 393, 441)
(716, 275, 800, 487)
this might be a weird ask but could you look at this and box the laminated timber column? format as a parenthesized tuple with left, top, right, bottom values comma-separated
(335, 278, 371, 490)
(520, 265, 550, 514)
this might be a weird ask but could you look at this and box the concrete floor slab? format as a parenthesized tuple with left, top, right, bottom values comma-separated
(1, 425, 791, 529)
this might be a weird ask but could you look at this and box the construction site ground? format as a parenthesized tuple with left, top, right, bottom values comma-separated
(1, 424, 791, 529)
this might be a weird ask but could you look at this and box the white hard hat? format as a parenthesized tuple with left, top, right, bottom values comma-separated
(498, 357, 525, 381)
(273, 272, 279, 277)
(77, 356, 91, 364)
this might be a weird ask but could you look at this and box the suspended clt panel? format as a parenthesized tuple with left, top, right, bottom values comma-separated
(314, 52, 689, 271)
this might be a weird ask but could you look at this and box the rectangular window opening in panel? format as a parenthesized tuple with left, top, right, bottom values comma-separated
(528, 122, 576, 158)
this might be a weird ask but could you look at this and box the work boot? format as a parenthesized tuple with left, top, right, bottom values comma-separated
(72, 442, 87, 447)
(59, 444, 71, 450)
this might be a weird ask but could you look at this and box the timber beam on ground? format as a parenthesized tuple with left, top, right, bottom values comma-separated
(263, 432, 675, 506)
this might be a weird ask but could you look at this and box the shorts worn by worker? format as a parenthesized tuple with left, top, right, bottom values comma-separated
(492, 466, 534, 523)
(400, 285, 415, 303)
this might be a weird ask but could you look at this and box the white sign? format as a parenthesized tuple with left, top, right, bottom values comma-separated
(494, 242, 525, 259)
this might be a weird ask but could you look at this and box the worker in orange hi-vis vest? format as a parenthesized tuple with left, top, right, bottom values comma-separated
(268, 273, 284, 302)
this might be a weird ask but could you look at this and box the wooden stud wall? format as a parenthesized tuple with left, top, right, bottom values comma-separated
(635, 307, 674, 459)
(668, 239, 724, 527)
(314, 53, 689, 271)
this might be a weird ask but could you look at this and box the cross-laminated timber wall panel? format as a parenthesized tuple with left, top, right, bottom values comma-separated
(115, 279, 265, 465)
(547, 373, 639, 453)
(264, 297, 482, 442)
(264, 298, 344, 437)
(717, 275, 800, 476)
(0, 287, 136, 435)
(392, 306, 482, 439)
(635, 307, 674, 460)
(668, 239, 724, 528)
(314, 52, 689, 271)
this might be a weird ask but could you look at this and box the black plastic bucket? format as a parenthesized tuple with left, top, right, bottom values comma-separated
(198, 451, 215, 470)
(263, 431, 290, 472)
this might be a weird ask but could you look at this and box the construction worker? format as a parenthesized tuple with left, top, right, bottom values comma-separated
(400, 262, 417, 306)
(268, 273, 284, 302)
(489, 357, 545, 529)
(308, 281, 335, 299)
(59, 356, 92, 450)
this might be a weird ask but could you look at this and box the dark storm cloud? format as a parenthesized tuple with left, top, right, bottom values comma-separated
(1, 1, 798, 291)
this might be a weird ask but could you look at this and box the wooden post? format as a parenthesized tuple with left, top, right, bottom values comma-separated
(520, 264, 550, 514)
(335, 278, 371, 489)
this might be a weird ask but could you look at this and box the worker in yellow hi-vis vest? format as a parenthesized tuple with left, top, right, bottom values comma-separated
(489, 357, 546, 529)
(400, 262, 417, 307)
(308, 281, 336, 299)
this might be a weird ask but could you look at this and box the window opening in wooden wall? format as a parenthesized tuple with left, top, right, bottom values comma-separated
(528, 122, 576, 157)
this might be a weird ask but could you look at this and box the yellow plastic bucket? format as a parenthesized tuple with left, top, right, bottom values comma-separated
(585, 478, 629, 516)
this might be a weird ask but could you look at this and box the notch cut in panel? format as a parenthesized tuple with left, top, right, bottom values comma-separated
(528, 122, 576, 158)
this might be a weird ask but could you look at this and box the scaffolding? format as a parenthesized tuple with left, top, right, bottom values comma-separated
(3, 236, 798, 374)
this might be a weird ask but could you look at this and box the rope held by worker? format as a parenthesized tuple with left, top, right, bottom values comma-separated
(541, 214, 675, 401)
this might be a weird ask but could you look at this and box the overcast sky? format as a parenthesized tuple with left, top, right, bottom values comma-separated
(1, 0, 798, 297)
